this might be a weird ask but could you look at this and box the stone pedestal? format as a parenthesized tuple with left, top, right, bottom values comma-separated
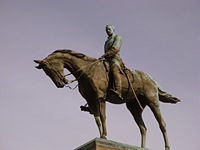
(75, 138, 149, 150)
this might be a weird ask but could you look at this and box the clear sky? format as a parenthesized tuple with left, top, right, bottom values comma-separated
(0, 0, 199, 150)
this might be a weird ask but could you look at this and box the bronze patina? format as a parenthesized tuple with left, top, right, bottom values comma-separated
(34, 49, 180, 150)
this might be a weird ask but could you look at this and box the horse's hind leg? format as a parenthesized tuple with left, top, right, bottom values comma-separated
(147, 95, 170, 150)
(126, 100, 147, 148)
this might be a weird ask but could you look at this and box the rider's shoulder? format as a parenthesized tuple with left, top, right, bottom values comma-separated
(114, 34, 121, 40)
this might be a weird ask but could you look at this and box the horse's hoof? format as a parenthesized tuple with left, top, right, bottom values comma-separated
(165, 146, 170, 150)
(100, 135, 107, 139)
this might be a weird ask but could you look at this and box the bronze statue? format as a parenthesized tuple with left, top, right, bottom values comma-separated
(34, 49, 180, 150)
(99, 24, 124, 100)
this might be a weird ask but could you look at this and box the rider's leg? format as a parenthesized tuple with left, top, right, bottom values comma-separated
(110, 63, 122, 99)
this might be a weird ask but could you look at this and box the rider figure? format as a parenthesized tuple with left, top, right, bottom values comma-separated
(99, 24, 123, 100)
(81, 24, 124, 113)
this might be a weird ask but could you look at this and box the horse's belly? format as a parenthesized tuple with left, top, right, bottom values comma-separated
(106, 98, 125, 104)
(106, 93, 127, 104)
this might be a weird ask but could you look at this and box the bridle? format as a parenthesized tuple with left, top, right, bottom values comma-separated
(64, 59, 101, 89)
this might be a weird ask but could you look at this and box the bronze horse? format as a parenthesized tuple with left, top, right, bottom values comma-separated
(34, 49, 180, 150)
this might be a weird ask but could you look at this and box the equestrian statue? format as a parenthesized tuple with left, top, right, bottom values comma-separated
(34, 25, 180, 150)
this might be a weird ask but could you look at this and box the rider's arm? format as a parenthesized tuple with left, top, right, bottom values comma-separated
(100, 48, 119, 59)
(100, 35, 122, 59)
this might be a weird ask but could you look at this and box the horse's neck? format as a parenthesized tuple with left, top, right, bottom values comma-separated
(62, 55, 95, 79)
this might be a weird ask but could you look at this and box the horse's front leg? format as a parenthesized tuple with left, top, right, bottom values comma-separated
(91, 98, 107, 139)
(91, 100, 104, 138)
(94, 116, 103, 138)
(99, 98, 107, 139)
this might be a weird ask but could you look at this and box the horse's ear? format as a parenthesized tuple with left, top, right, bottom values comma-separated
(34, 60, 43, 69)
(34, 60, 43, 64)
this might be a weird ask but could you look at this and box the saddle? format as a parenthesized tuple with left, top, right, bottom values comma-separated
(102, 60, 134, 83)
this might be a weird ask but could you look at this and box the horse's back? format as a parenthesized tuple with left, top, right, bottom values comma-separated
(131, 69, 157, 85)
(121, 69, 158, 99)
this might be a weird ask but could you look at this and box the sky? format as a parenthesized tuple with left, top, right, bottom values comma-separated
(0, 0, 200, 150)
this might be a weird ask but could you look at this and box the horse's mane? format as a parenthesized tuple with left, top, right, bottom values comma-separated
(52, 49, 97, 61)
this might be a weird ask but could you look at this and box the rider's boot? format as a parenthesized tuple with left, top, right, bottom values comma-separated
(110, 69, 123, 100)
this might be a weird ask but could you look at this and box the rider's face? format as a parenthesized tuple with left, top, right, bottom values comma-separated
(106, 26, 114, 36)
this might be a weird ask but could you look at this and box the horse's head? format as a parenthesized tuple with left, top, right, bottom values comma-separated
(34, 59, 68, 88)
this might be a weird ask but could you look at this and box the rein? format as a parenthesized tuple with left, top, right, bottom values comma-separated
(64, 59, 101, 89)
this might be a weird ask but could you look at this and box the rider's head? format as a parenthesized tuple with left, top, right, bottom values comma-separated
(105, 24, 115, 36)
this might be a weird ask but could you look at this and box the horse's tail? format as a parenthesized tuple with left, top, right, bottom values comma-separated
(158, 88, 181, 104)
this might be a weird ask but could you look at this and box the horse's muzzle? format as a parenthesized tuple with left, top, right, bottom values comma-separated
(56, 81, 65, 88)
